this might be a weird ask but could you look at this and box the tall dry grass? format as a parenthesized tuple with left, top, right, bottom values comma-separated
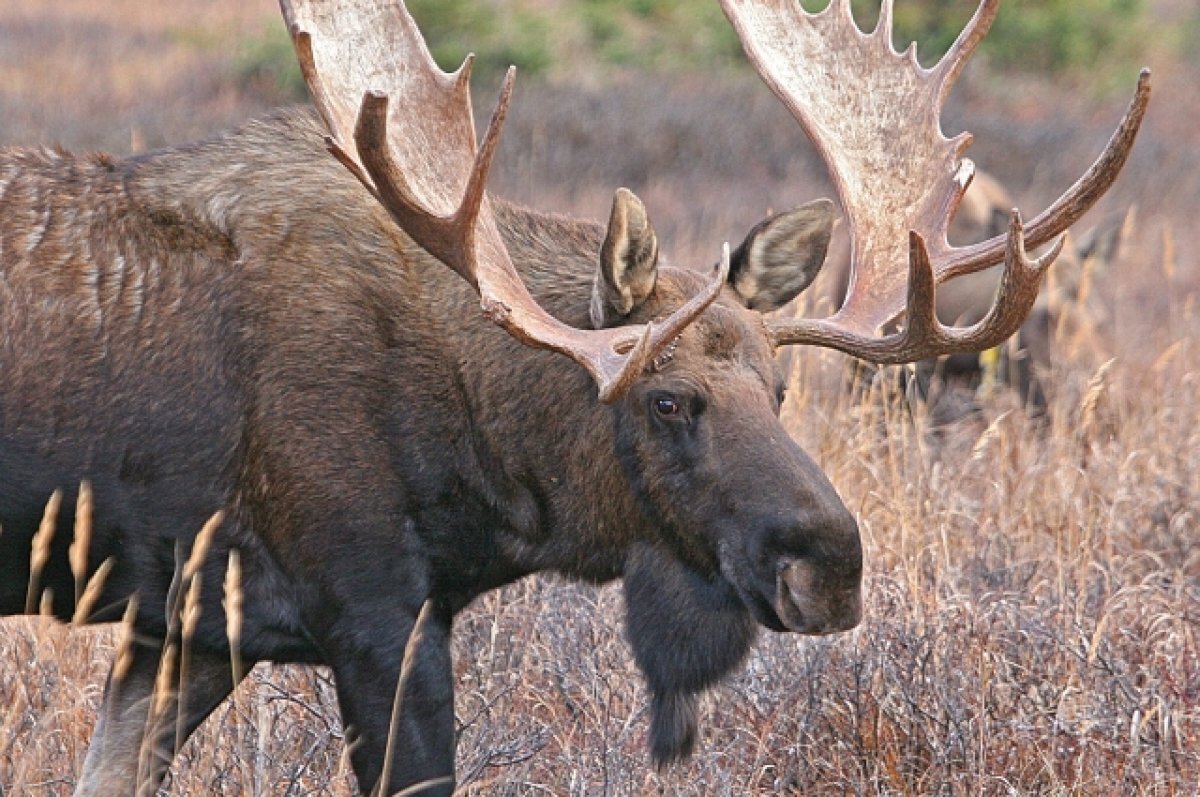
(2, 1, 1198, 794)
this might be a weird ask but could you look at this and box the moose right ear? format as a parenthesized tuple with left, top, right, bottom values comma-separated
(591, 188, 660, 329)
(729, 198, 835, 312)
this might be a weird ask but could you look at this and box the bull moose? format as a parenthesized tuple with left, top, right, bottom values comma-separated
(0, 0, 1149, 794)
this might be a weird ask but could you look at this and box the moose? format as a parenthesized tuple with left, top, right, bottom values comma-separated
(838, 169, 1134, 419)
(0, 0, 1148, 794)
(922, 171, 1132, 415)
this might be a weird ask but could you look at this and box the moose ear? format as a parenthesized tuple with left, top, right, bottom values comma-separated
(591, 188, 660, 328)
(729, 198, 835, 312)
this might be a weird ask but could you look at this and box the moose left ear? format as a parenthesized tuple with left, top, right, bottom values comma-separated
(591, 188, 660, 329)
(729, 198, 835, 312)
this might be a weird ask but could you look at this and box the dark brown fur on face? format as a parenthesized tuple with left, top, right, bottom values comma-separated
(0, 107, 859, 795)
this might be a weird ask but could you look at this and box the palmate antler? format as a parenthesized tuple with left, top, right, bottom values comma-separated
(721, 0, 1151, 363)
(280, 0, 728, 403)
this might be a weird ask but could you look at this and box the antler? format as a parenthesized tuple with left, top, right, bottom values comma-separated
(721, 0, 1151, 363)
(280, 0, 728, 402)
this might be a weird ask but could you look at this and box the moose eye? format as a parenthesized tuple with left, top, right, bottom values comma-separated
(653, 396, 681, 418)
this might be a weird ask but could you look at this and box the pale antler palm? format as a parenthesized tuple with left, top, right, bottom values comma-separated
(720, 0, 1150, 363)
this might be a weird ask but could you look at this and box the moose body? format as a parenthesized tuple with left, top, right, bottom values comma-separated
(0, 108, 859, 794)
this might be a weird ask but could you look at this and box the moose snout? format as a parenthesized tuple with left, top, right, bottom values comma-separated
(766, 506, 863, 635)
(773, 557, 862, 635)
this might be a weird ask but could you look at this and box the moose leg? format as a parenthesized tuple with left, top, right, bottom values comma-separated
(326, 608, 456, 797)
(75, 638, 248, 797)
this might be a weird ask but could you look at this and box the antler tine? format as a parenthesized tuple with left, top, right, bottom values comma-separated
(770, 212, 1060, 362)
(875, 0, 895, 40)
(721, 0, 1150, 365)
(933, 69, 1152, 280)
(932, 0, 1001, 104)
(351, 74, 513, 286)
(281, 0, 728, 403)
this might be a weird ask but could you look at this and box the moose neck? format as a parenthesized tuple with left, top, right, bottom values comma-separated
(453, 203, 660, 585)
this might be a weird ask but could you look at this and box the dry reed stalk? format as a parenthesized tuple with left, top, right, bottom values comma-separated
(128, 511, 219, 791)
(1079, 357, 1117, 440)
(181, 575, 203, 644)
(156, 511, 223, 763)
(68, 480, 93, 608)
(1161, 221, 1176, 283)
(1076, 243, 1098, 312)
(1150, 340, 1185, 377)
(37, 589, 53, 617)
(136, 640, 179, 792)
(176, 576, 204, 757)
(1046, 231, 1070, 316)
(375, 600, 447, 797)
(151, 642, 178, 730)
(339, 734, 361, 786)
(114, 596, 140, 683)
(71, 557, 113, 625)
(220, 544, 248, 787)
(25, 488, 61, 614)
(1161, 222, 1179, 339)
(223, 548, 245, 684)
(183, 510, 225, 582)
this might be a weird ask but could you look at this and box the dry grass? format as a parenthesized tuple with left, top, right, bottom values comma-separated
(2, 1, 1198, 795)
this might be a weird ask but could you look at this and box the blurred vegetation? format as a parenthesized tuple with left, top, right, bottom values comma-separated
(874, 0, 1150, 83)
(230, 0, 1156, 98)
(233, 23, 307, 101)
(573, 0, 743, 72)
(1181, 4, 1200, 67)
(230, 1, 556, 102)
(402, 0, 746, 76)
(407, 0, 554, 77)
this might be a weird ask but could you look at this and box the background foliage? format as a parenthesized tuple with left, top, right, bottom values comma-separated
(234, 0, 1156, 99)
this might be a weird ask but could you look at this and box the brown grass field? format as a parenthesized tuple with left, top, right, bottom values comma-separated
(2, 0, 1198, 794)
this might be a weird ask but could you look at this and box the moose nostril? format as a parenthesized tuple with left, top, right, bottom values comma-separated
(774, 555, 863, 635)
(755, 503, 863, 633)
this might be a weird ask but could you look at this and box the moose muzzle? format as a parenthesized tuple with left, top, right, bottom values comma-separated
(773, 556, 862, 635)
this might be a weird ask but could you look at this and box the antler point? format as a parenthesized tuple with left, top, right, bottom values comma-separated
(481, 297, 512, 323)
